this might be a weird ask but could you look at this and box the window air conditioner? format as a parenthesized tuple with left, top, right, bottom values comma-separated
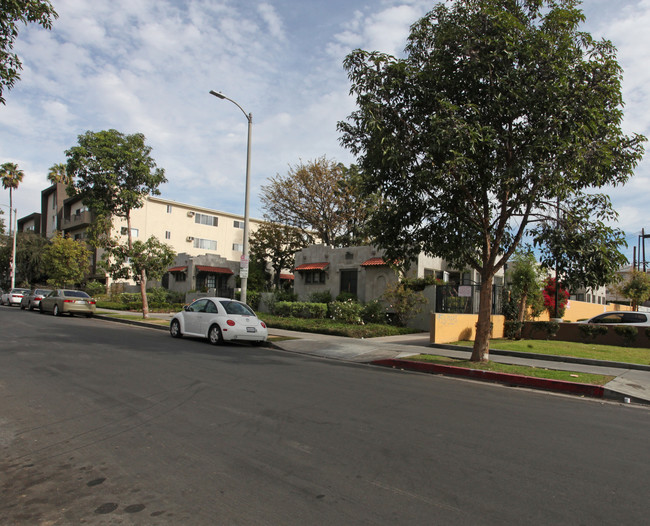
(186, 236, 194, 242)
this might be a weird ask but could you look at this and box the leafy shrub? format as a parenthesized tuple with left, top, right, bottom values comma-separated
(361, 300, 388, 324)
(274, 301, 327, 319)
(329, 300, 363, 324)
(614, 325, 638, 346)
(504, 320, 523, 340)
(275, 290, 298, 302)
(382, 282, 426, 326)
(578, 324, 609, 342)
(530, 321, 560, 339)
(309, 291, 332, 304)
(246, 290, 261, 310)
(85, 280, 106, 297)
(402, 275, 444, 291)
(336, 292, 358, 303)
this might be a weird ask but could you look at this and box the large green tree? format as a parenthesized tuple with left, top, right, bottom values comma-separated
(15, 230, 49, 284)
(66, 129, 167, 318)
(250, 221, 312, 289)
(1, 0, 58, 104)
(339, 0, 645, 361)
(42, 231, 91, 288)
(101, 236, 176, 300)
(1, 161, 24, 235)
(616, 270, 650, 311)
(260, 157, 371, 246)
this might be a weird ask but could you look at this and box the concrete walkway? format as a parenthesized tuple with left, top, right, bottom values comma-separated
(95, 310, 650, 405)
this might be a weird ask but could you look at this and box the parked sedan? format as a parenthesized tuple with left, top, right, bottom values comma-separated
(20, 288, 53, 311)
(170, 297, 268, 344)
(583, 311, 650, 326)
(39, 289, 97, 317)
(1, 288, 31, 307)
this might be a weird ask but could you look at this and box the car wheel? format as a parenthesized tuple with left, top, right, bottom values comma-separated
(20, 303, 25, 310)
(170, 319, 182, 338)
(39, 304, 44, 314)
(86, 313, 93, 318)
(208, 324, 222, 345)
(53, 304, 60, 316)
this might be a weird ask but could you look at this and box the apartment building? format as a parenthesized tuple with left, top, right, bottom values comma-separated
(19, 183, 265, 294)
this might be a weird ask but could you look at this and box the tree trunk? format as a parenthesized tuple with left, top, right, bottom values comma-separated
(517, 291, 528, 323)
(140, 268, 149, 319)
(471, 275, 493, 362)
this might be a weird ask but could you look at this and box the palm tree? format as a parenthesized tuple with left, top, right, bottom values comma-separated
(47, 163, 71, 185)
(0, 162, 24, 236)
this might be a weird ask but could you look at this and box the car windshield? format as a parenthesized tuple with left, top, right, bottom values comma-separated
(219, 300, 255, 316)
(35, 289, 51, 295)
(63, 290, 90, 298)
(13, 289, 29, 294)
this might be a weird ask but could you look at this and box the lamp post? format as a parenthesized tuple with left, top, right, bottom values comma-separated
(209, 90, 252, 304)
(1, 204, 17, 289)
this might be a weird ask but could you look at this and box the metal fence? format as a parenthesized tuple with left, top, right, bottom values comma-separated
(435, 284, 503, 315)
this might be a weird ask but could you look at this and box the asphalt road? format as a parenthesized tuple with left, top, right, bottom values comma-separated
(1, 306, 649, 525)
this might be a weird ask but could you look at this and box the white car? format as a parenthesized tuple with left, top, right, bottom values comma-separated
(1, 288, 31, 307)
(582, 311, 650, 326)
(170, 297, 268, 345)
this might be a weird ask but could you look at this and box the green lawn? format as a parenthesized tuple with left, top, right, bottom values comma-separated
(408, 354, 615, 385)
(262, 314, 418, 338)
(452, 339, 650, 366)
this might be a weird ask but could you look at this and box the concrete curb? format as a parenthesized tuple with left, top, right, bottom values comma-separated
(94, 314, 169, 331)
(372, 358, 616, 401)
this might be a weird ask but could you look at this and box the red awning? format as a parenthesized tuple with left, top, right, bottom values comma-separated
(361, 257, 387, 267)
(294, 262, 329, 271)
(195, 265, 234, 275)
(280, 273, 295, 281)
(168, 266, 188, 272)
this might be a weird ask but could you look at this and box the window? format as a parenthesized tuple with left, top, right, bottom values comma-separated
(121, 227, 138, 237)
(232, 243, 243, 252)
(193, 238, 217, 251)
(234, 220, 244, 229)
(165, 231, 171, 240)
(167, 205, 172, 213)
(195, 213, 218, 226)
(305, 271, 326, 284)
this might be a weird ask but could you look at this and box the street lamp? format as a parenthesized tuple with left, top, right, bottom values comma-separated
(209, 90, 253, 304)
(1, 204, 18, 289)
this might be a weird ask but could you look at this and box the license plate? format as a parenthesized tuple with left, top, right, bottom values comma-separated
(246, 327, 256, 333)
(77, 300, 86, 304)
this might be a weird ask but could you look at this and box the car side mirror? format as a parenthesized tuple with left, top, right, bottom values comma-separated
(183, 304, 190, 311)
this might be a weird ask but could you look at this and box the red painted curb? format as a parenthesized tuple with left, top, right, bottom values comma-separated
(372, 359, 606, 399)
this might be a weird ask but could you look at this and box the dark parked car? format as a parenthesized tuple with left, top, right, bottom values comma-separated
(582, 311, 650, 326)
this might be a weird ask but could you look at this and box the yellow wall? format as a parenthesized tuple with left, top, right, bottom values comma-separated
(430, 313, 505, 344)
(430, 302, 635, 343)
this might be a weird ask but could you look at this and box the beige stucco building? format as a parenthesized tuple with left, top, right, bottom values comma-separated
(19, 183, 266, 294)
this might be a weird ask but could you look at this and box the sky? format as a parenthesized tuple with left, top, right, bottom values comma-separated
(1, 0, 649, 263)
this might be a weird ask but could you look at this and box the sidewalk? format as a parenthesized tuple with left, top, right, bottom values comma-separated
(95, 310, 650, 405)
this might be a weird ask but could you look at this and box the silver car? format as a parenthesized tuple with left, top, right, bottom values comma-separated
(20, 289, 53, 311)
(583, 311, 650, 326)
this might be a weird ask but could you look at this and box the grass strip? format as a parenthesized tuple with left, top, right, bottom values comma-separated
(98, 313, 170, 325)
(409, 354, 615, 385)
(451, 339, 650, 366)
